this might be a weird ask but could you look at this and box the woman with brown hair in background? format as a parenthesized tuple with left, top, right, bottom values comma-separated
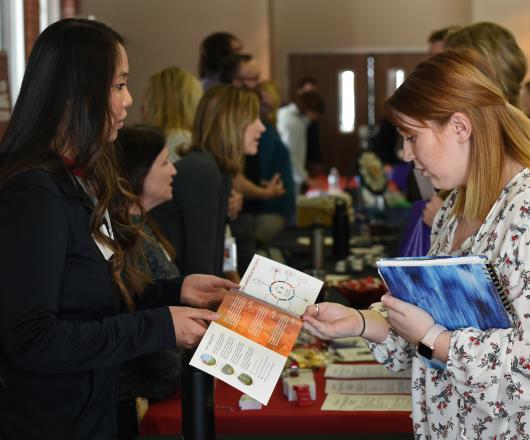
(152, 84, 265, 277)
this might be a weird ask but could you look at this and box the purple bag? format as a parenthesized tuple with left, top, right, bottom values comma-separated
(398, 200, 431, 257)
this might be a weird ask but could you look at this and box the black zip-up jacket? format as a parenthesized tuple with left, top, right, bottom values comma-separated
(0, 168, 180, 440)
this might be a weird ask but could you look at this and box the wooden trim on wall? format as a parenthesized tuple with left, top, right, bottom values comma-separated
(24, 0, 40, 61)
(0, 51, 12, 139)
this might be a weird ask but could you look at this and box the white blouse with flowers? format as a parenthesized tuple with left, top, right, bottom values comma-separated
(369, 168, 530, 440)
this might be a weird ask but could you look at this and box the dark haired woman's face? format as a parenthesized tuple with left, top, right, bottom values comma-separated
(230, 37, 243, 53)
(109, 44, 133, 142)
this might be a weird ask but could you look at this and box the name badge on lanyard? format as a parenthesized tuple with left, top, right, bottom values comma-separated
(76, 176, 115, 260)
(94, 221, 114, 260)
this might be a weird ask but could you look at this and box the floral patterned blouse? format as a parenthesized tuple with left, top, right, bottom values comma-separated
(369, 168, 530, 439)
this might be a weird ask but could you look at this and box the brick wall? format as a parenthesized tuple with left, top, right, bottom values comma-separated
(24, 0, 40, 61)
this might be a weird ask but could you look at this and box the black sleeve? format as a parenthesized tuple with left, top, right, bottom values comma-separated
(136, 276, 184, 309)
(0, 181, 176, 373)
(174, 159, 223, 275)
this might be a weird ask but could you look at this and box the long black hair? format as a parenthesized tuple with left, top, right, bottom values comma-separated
(0, 18, 148, 310)
(1, 18, 122, 179)
(118, 124, 176, 261)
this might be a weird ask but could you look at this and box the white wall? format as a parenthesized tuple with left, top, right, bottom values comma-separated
(80, 0, 271, 123)
(270, 0, 472, 96)
(79, 0, 530, 121)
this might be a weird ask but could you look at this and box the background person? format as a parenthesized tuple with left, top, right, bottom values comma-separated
(151, 85, 265, 277)
(116, 125, 186, 440)
(199, 31, 242, 91)
(141, 66, 203, 162)
(277, 90, 325, 193)
(423, 21, 528, 228)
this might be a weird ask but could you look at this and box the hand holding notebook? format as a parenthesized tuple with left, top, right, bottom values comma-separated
(376, 255, 513, 331)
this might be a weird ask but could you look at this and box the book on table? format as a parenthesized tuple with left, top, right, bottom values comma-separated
(189, 254, 324, 405)
(376, 255, 513, 331)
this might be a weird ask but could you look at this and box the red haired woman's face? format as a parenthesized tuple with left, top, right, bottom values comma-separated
(399, 114, 470, 190)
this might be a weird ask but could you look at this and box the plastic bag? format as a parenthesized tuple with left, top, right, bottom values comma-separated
(398, 200, 431, 257)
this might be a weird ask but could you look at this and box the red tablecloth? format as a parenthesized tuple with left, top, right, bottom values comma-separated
(140, 368, 413, 435)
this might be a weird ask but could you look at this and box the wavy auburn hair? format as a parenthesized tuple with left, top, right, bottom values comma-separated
(386, 48, 530, 221)
(0, 18, 149, 311)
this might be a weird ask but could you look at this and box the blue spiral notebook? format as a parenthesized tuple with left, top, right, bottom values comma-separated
(376, 255, 513, 331)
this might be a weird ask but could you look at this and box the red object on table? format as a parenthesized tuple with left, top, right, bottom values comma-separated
(140, 368, 412, 435)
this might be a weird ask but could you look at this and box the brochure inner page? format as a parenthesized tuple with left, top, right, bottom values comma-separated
(190, 289, 303, 405)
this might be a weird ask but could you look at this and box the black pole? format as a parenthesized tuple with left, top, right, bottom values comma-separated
(181, 351, 216, 440)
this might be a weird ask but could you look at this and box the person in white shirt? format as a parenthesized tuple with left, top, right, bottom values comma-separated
(277, 90, 324, 193)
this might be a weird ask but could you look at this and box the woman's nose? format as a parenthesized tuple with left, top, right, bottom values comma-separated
(402, 142, 414, 162)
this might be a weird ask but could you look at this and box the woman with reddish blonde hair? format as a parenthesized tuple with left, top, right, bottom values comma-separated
(303, 49, 530, 438)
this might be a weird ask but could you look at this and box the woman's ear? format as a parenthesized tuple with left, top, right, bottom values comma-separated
(450, 112, 472, 143)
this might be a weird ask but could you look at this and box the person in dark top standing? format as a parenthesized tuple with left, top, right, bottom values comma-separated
(116, 125, 186, 440)
(0, 19, 236, 440)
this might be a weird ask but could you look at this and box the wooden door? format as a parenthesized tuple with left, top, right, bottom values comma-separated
(288, 52, 427, 175)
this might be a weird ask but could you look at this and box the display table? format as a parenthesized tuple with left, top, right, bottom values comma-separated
(140, 368, 412, 435)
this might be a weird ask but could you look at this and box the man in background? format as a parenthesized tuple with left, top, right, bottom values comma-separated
(277, 90, 325, 194)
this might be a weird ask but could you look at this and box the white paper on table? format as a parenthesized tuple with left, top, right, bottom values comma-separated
(335, 347, 374, 362)
(325, 363, 411, 379)
(240, 254, 324, 316)
(321, 394, 412, 411)
(325, 378, 411, 395)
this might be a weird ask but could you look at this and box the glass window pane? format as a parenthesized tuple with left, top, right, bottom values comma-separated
(386, 68, 405, 97)
(339, 70, 355, 133)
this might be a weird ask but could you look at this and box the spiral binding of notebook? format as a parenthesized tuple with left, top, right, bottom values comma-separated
(485, 263, 514, 317)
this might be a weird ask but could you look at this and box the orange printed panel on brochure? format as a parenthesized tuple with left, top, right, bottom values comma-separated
(216, 290, 302, 357)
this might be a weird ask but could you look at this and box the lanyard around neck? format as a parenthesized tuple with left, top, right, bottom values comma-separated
(74, 175, 115, 241)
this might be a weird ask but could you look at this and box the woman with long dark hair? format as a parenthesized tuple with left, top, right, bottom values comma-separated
(0, 19, 235, 439)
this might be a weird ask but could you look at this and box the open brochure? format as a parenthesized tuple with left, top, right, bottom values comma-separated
(189, 254, 324, 405)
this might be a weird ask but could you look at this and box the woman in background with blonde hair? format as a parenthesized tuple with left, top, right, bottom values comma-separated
(142, 66, 203, 162)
